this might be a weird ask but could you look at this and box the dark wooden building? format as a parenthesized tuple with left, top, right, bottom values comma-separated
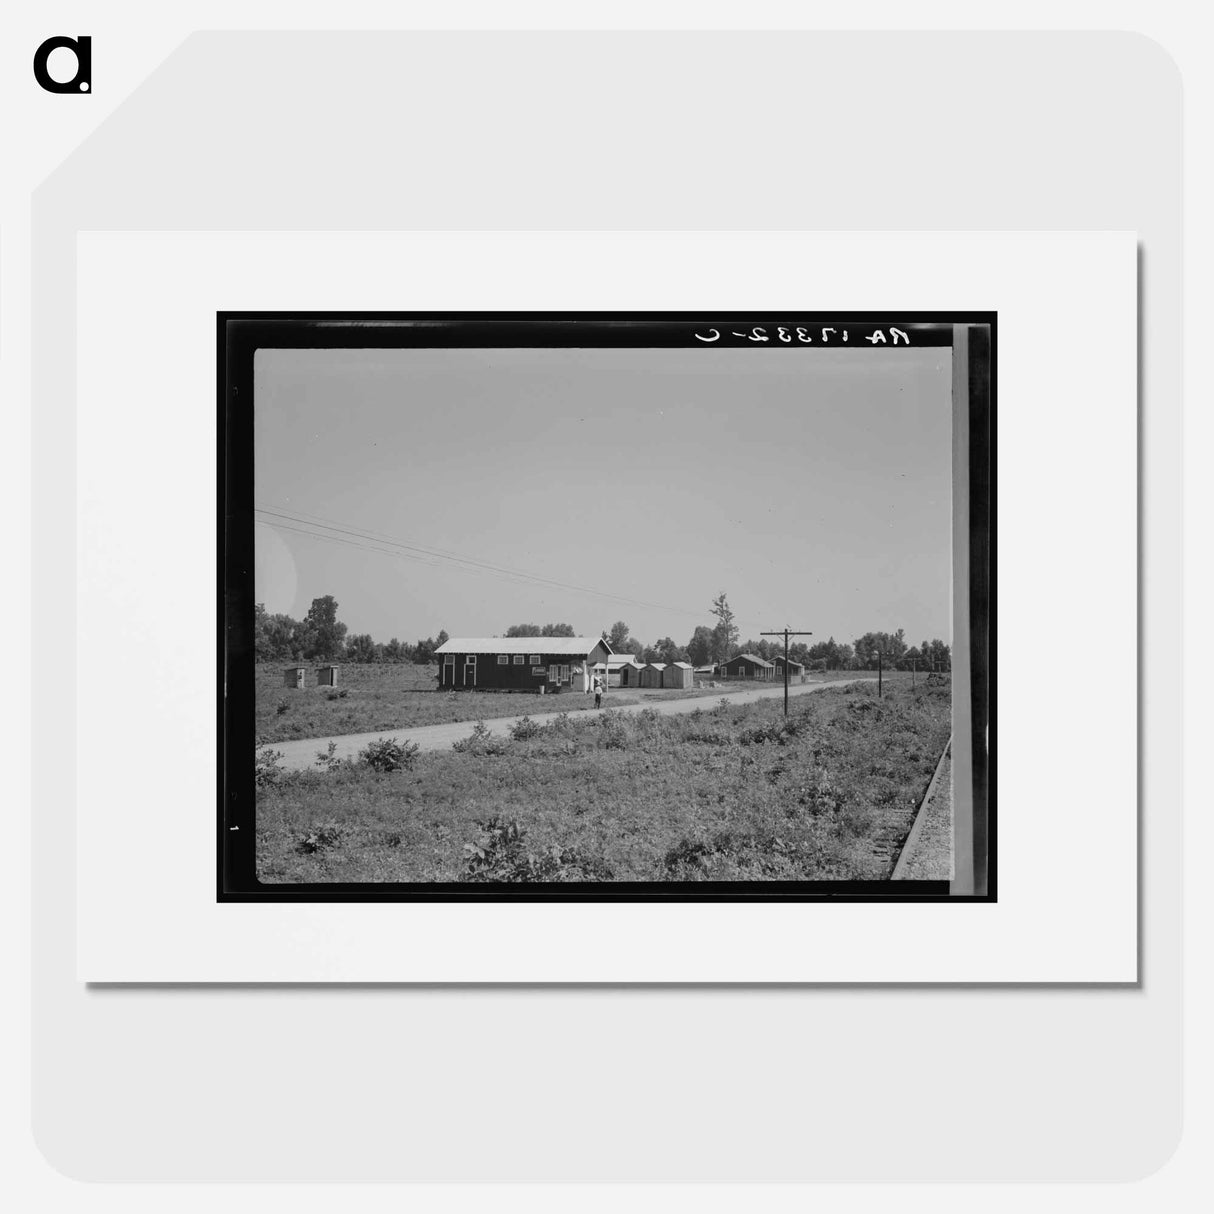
(772, 655, 806, 682)
(721, 653, 776, 680)
(435, 636, 612, 692)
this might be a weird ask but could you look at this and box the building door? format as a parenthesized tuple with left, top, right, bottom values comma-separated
(463, 655, 477, 687)
(442, 655, 455, 687)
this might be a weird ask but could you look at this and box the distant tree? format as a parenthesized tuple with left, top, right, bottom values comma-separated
(412, 630, 450, 666)
(300, 595, 348, 660)
(853, 629, 908, 668)
(686, 625, 714, 666)
(540, 622, 576, 637)
(709, 592, 739, 664)
(652, 636, 688, 665)
(345, 633, 378, 663)
(505, 623, 543, 637)
(382, 638, 407, 663)
(807, 636, 849, 670)
(254, 602, 304, 662)
(607, 621, 632, 649)
(919, 638, 951, 670)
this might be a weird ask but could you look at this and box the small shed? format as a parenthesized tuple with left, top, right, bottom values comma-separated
(607, 654, 644, 688)
(282, 665, 306, 689)
(663, 661, 694, 690)
(639, 662, 667, 688)
(317, 664, 340, 687)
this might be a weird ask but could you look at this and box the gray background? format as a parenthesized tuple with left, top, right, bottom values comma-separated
(32, 31, 1179, 1181)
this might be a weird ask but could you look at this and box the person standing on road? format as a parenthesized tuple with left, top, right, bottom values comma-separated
(593, 673, 603, 709)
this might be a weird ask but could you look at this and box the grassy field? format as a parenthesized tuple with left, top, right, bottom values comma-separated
(256, 680, 952, 884)
(255, 663, 644, 742)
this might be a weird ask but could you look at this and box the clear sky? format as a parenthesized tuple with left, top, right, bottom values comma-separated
(253, 345, 952, 649)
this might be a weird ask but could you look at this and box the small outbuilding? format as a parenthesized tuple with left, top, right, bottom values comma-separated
(663, 661, 694, 690)
(282, 665, 306, 689)
(317, 664, 340, 687)
(721, 653, 776, 681)
(606, 654, 645, 688)
(639, 661, 667, 688)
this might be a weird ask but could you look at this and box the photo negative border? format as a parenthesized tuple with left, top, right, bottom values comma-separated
(219, 313, 995, 902)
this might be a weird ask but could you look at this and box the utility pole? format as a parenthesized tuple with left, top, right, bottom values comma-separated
(761, 628, 813, 715)
(874, 650, 900, 698)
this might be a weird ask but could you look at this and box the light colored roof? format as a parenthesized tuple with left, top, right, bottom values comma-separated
(734, 652, 775, 667)
(669, 661, 693, 669)
(644, 661, 668, 670)
(606, 654, 643, 667)
(435, 637, 606, 656)
(775, 656, 804, 667)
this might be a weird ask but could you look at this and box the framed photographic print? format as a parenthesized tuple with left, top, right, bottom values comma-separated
(220, 312, 993, 902)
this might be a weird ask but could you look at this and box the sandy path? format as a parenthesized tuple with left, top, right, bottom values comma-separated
(262, 678, 875, 771)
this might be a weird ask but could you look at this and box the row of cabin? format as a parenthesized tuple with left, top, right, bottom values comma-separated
(606, 655, 694, 690)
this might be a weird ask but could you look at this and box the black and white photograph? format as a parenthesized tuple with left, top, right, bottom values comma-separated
(222, 314, 993, 899)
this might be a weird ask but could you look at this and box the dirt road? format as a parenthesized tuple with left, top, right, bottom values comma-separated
(262, 678, 875, 772)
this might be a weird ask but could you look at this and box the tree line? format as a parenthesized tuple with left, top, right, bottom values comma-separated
(253, 593, 950, 672)
(254, 597, 449, 665)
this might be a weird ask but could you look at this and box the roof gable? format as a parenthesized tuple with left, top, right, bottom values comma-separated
(435, 637, 607, 657)
(734, 652, 774, 667)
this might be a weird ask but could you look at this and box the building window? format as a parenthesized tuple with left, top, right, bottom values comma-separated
(497, 655, 509, 664)
(529, 654, 541, 666)
(513, 655, 525, 664)
(560, 665, 570, 683)
(443, 654, 454, 666)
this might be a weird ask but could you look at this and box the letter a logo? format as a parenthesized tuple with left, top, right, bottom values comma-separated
(33, 35, 92, 93)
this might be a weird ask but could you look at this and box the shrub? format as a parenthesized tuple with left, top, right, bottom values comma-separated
(452, 720, 506, 756)
(255, 747, 286, 787)
(509, 715, 542, 741)
(463, 816, 611, 883)
(598, 710, 629, 750)
(275, 699, 291, 716)
(314, 740, 344, 770)
(296, 824, 344, 855)
(545, 712, 575, 736)
(359, 736, 420, 772)
(326, 688, 349, 701)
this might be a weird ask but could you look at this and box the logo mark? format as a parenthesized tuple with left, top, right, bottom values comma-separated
(33, 35, 91, 93)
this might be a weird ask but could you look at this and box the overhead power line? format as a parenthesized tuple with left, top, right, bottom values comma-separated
(254, 504, 767, 631)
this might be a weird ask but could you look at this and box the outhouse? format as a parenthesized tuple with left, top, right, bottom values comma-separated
(639, 662, 667, 688)
(282, 665, 306, 689)
(663, 661, 694, 690)
(317, 664, 340, 687)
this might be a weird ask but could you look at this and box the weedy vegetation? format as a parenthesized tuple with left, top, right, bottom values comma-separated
(255, 662, 645, 743)
(256, 681, 951, 884)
